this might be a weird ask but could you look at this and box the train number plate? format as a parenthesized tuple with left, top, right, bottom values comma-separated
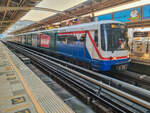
(116, 64, 127, 70)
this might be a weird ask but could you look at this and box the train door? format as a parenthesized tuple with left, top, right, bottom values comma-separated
(22, 35, 25, 44)
(76, 33, 86, 59)
(28, 34, 32, 45)
(32, 34, 38, 47)
(37, 33, 40, 47)
(19, 36, 22, 43)
(46, 31, 56, 51)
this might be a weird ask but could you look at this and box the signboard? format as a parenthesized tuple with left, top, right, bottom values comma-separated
(143, 4, 150, 20)
(40, 34, 50, 48)
(114, 7, 141, 22)
(133, 32, 148, 37)
(95, 14, 112, 21)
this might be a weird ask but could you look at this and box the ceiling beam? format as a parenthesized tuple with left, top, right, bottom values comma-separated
(11, 1, 19, 5)
(10, 0, 26, 20)
(0, 26, 7, 28)
(11, 0, 139, 34)
(0, 6, 62, 13)
(0, 0, 42, 33)
(1, 0, 11, 25)
(0, 20, 14, 23)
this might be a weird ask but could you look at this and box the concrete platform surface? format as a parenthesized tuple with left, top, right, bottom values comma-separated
(0, 41, 74, 113)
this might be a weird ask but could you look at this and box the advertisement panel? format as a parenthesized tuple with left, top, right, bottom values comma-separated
(114, 7, 141, 22)
(95, 14, 112, 21)
(143, 4, 150, 20)
(40, 34, 50, 48)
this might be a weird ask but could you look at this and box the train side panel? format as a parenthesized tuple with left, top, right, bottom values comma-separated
(56, 32, 91, 63)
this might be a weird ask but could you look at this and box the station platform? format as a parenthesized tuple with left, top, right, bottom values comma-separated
(0, 41, 74, 113)
(131, 58, 150, 66)
(130, 54, 150, 66)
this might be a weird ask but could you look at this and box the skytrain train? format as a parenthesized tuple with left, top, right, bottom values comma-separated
(11, 20, 130, 71)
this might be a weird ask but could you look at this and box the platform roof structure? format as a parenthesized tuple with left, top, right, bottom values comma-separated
(0, 0, 41, 34)
(11, 0, 137, 34)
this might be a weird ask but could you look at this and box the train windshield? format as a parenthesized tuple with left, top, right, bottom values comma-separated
(101, 23, 128, 51)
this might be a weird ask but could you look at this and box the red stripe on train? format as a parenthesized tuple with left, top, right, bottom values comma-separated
(58, 31, 86, 35)
(58, 31, 128, 60)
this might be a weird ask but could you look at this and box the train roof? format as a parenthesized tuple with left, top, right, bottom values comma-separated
(58, 20, 122, 29)
(18, 20, 123, 36)
(56, 20, 123, 32)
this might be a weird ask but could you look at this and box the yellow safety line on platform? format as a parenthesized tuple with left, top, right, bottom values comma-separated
(2, 46, 44, 113)
(3, 103, 30, 113)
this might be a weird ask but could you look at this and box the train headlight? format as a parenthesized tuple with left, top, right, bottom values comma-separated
(127, 54, 130, 58)
(112, 57, 117, 60)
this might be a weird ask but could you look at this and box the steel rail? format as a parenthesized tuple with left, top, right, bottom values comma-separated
(10, 45, 141, 113)
(11, 42, 150, 100)
(119, 71, 150, 85)
(32, 60, 127, 113)
(5, 42, 150, 112)
(9, 44, 128, 113)
(39, 59, 148, 113)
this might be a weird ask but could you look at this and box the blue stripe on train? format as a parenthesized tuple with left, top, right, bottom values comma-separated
(57, 43, 91, 63)
(92, 58, 130, 71)
(57, 43, 130, 71)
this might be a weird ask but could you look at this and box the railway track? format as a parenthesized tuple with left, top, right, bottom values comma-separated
(8, 42, 150, 99)
(4, 41, 150, 113)
(103, 70, 150, 91)
(9, 42, 150, 90)
(128, 63, 150, 76)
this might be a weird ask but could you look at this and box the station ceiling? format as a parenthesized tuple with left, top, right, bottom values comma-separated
(0, 0, 41, 34)
(1, 0, 139, 34)
(12, 0, 137, 34)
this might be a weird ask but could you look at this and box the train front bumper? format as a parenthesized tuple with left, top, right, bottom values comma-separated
(91, 58, 130, 71)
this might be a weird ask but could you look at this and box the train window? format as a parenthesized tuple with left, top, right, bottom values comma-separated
(22, 35, 25, 44)
(57, 33, 87, 45)
(57, 34, 77, 45)
(67, 34, 86, 45)
(67, 35, 77, 45)
(101, 24, 108, 51)
(80, 34, 86, 42)
(57, 35, 68, 44)
(94, 30, 98, 47)
(101, 24, 128, 51)
(27, 34, 32, 44)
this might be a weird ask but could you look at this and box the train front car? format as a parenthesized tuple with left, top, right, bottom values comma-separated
(91, 21, 130, 71)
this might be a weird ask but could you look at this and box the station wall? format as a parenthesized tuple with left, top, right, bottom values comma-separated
(143, 5, 150, 20)
(94, 14, 112, 21)
(95, 4, 150, 60)
(94, 4, 150, 23)
(113, 7, 141, 22)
